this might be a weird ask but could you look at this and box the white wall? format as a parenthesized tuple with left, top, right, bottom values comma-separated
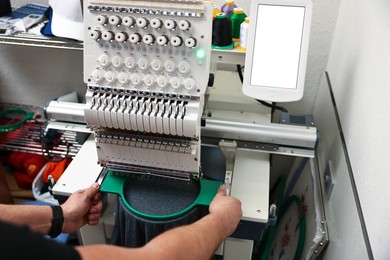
(0, 45, 85, 106)
(320, 0, 390, 258)
(314, 75, 369, 260)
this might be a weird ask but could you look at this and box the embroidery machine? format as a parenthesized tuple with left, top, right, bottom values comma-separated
(48, 0, 316, 258)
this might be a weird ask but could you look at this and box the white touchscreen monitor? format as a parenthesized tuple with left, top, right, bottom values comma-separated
(242, 0, 312, 102)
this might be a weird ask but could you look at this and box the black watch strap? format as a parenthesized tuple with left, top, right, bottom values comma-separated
(48, 205, 64, 238)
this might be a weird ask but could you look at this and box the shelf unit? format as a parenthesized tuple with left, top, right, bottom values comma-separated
(0, 103, 83, 159)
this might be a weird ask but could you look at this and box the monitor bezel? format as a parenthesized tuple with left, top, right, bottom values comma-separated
(242, 0, 313, 102)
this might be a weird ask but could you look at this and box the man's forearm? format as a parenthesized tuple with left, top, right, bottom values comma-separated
(77, 213, 228, 260)
(0, 204, 52, 234)
(77, 185, 241, 260)
(143, 213, 228, 260)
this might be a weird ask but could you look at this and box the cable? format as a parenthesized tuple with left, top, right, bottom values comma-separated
(256, 99, 288, 113)
(236, 65, 288, 113)
(237, 64, 244, 83)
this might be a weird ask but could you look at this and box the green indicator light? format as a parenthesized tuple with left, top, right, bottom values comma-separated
(196, 49, 206, 60)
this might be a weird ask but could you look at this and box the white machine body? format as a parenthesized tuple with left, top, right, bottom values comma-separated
(83, 0, 212, 178)
(50, 1, 318, 258)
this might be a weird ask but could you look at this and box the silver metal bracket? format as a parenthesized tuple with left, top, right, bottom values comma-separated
(219, 140, 237, 195)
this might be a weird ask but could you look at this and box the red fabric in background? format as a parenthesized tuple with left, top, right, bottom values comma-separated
(7, 152, 48, 189)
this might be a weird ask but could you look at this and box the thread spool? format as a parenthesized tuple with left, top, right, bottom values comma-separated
(237, 17, 250, 52)
(212, 13, 234, 50)
(230, 8, 247, 42)
(212, 6, 221, 20)
(220, 0, 237, 17)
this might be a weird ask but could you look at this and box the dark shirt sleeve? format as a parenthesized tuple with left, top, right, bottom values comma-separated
(0, 220, 81, 260)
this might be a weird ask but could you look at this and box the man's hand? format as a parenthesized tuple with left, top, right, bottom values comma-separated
(209, 185, 242, 238)
(61, 183, 103, 233)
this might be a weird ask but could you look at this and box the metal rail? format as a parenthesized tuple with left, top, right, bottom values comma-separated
(0, 33, 83, 50)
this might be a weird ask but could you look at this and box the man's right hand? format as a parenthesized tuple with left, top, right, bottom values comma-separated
(209, 185, 242, 238)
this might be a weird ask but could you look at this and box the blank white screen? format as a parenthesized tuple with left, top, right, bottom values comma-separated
(250, 5, 305, 89)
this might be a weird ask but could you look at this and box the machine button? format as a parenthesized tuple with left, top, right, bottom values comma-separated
(177, 61, 190, 74)
(97, 54, 110, 67)
(156, 35, 169, 46)
(115, 32, 128, 43)
(151, 59, 162, 71)
(91, 70, 104, 83)
(124, 56, 136, 69)
(164, 60, 176, 72)
(142, 34, 155, 45)
(268, 90, 277, 100)
(96, 15, 108, 25)
(130, 74, 142, 85)
(90, 30, 101, 41)
(109, 15, 121, 26)
(129, 33, 142, 44)
(104, 71, 116, 83)
(185, 37, 197, 48)
(122, 16, 136, 27)
(137, 57, 149, 70)
(143, 75, 154, 87)
(111, 56, 123, 68)
(102, 31, 115, 41)
(170, 77, 182, 89)
(136, 17, 149, 28)
(150, 18, 163, 29)
(117, 72, 129, 84)
(164, 19, 177, 30)
(170, 36, 183, 47)
(156, 76, 168, 88)
(178, 20, 191, 31)
(183, 78, 196, 90)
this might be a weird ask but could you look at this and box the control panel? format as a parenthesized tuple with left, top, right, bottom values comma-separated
(84, 0, 212, 96)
